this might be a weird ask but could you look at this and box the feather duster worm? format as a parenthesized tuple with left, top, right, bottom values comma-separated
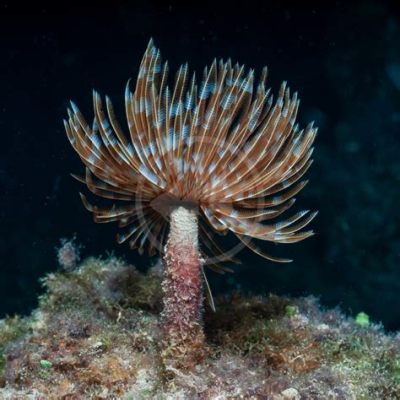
(64, 39, 317, 371)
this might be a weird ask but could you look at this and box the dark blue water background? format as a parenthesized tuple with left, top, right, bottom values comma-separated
(1, 1, 400, 329)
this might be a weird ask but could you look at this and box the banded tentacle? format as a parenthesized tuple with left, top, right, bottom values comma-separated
(65, 39, 317, 265)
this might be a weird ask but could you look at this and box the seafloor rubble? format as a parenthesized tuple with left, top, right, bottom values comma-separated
(1, 256, 400, 399)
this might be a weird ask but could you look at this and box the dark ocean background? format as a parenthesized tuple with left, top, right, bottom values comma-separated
(1, 1, 400, 330)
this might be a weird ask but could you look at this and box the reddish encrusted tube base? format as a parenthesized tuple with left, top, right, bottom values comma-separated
(160, 206, 205, 371)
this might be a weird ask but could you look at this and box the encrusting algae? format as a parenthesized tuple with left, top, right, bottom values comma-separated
(1, 256, 400, 398)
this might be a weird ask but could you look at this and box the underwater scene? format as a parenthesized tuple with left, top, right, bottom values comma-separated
(1, 1, 400, 398)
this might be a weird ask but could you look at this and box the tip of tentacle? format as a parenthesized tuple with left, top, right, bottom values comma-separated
(69, 100, 79, 114)
(125, 79, 132, 102)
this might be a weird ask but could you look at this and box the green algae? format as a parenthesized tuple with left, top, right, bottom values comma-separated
(1, 256, 400, 399)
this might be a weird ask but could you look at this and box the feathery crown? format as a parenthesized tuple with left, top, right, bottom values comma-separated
(64, 39, 317, 266)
